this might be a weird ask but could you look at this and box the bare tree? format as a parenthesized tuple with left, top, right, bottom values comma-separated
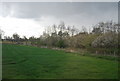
(23, 36, 28, 45)
(12, 33, 20, 43)
(58, 21, 66, 32)
(0, 28, 4, 40)
(71, 25, 76, 36)
(52, 24, 57, 33)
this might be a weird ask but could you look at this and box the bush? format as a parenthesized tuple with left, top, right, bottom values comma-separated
(91, 33, 118, 48)
(57, 40, 66, 48)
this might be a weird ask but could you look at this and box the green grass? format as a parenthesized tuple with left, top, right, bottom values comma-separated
(2, 44, 119, 79)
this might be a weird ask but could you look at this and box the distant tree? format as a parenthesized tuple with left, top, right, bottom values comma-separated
(58, 21, 66, 32)
(23, 36, 28, 45)
(29, 36, 36, 45)
(58, 31, 63, 37)
(52, 24, 57, 34)
(92, 21, 118, 34)
(4, 36, 12, 42)
(81, 26, 87, 33)
(12, 33, 20, 43)
(51, 32, 57, 37)
(29, 36, 36, 41)
(71, 26, 76, 36)
(23, 36, 28, 41)
(92, 27, 102, 34)
(67, 25, 71, 35)
(62, 31, 69, 37)
(0, 28, 4, 40)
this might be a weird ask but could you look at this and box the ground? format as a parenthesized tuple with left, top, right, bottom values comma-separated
(2, 44, 118, 79)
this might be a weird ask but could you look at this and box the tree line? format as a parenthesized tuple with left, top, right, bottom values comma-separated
(1, 21, 119, 56)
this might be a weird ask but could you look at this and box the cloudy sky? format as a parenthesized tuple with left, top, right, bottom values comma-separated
(0, 2, 118, 38)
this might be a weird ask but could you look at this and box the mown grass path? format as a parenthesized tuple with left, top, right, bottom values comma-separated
(2, 44, 118, 79)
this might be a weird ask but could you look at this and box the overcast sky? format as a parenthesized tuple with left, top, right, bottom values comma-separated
(0, 2, 118, 38)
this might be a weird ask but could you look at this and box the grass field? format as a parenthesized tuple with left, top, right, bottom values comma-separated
(2, 44, 118, 79)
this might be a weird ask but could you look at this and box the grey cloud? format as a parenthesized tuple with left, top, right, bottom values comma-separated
(1, 2, 118, 19)
(1, 2, 118, 29)
(0, 2, 118, 37)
